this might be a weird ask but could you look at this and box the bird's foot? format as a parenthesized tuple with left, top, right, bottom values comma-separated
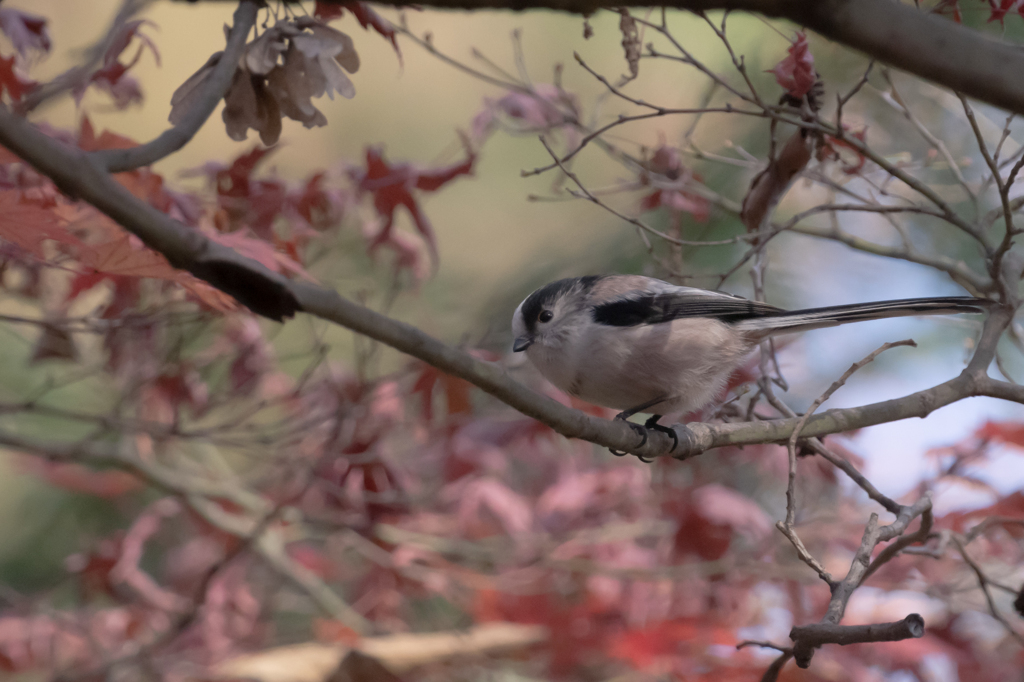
(643, 415, 678, 457)
(609, 412, 648, 457)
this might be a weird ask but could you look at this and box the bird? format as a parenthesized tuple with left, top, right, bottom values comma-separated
(510, 274, 991, 453)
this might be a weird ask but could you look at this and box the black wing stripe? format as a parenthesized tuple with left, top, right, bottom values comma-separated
(592, 293, 782, 327)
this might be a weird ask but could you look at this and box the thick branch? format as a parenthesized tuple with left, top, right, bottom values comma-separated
(0, 106, 301, 322)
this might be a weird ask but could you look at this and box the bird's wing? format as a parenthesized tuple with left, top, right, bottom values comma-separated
(591, 285, 784, 327)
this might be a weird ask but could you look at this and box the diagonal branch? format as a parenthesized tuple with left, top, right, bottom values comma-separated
(0, 104, 301, 322)
(91, 1, 260, 172)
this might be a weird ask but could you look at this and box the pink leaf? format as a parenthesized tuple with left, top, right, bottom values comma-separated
(323, 2, 401, 59)
(0, 8, 50, 59)
(0, 53, 37, 101)
(353, 144, 475, 271)
(769, 31, 816, 99)
(74, 19, 158, 108)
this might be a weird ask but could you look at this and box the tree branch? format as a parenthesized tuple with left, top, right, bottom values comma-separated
(0, 105, 301, 322)
(91, 1, 260, 172)
(790, 613, 925, 668)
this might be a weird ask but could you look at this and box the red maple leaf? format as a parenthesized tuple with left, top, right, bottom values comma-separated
(20, 458, 141, 499)
(934, 0, 963, 22)
(988, 0, 1019, 23)
(206, 228, 314, 281)
(353, 145, 475, 269)
(977, 420, 1024, 448)
(312, 618, 361, 645)
(74, 19, 159, 108)
(315, 1, 401, 57)
(820, 127, 869, 174)
(0, 8, 51, 59)
(314, 1, 345, 20)
(76, 234, 180, 278)
(0, 53, 37, 101)
(77, 115, 138, 152)
(149, 366, 209, 416)
(665, 484, 771, 560)
(639, 145, 711, 221)
(66, 233, 238, 313)
(411, 362, 473, 421)
(0, 190, 84, 256)
(213, 146, 276, 199)
(292, 172, 340, 229)
(188, 146, 289, 236)
(769, 31, 816, 99)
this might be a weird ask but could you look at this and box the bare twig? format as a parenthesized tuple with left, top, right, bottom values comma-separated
(324, 0, 1024, 120)
(777, 340, 917, 585)
(537, 135, 705, 248)
(790, 614, 925, 668)
(952, 535, 1024, 648)
(0, 429, 370, 633)
(826, 495, 933, 625)
(862, 507, 934, 582)
(881, 71, 975, 204)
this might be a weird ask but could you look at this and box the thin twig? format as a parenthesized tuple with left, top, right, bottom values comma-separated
(91, 1, 261, 171)
(952, 535, 1024, 647)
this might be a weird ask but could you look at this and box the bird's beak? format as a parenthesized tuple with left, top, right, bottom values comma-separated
(513, 336, 533, 352)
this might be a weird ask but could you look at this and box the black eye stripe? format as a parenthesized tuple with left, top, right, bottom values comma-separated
(592, 294, 781, 326)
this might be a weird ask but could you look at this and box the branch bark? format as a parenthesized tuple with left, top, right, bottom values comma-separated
(91, 1, 259, 172)
(790, 613, 925, 668)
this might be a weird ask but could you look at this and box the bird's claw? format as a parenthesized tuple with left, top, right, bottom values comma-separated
(609, 419, 648, 457)
(644, 415, 679, 454)
(609, 410, 676, 462)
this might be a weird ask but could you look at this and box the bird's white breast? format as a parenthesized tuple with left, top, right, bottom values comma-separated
(530, 317, 752, 418)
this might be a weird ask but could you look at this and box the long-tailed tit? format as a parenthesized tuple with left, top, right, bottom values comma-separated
(511, 275, 990, 450)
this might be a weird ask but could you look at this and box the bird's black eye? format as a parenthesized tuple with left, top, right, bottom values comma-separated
(539, 310, 554, 323)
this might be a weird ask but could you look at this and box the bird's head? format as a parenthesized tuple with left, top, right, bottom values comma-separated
(511, 276, 603, 352)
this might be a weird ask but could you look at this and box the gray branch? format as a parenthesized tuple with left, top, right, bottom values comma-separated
(91, 1, 260, 172)
(790, 614, 925, 668)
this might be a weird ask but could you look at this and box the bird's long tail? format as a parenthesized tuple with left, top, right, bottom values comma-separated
(732, 297, 992, 336)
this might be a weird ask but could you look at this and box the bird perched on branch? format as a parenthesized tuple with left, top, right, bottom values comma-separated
(511, 274, 991, 452)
